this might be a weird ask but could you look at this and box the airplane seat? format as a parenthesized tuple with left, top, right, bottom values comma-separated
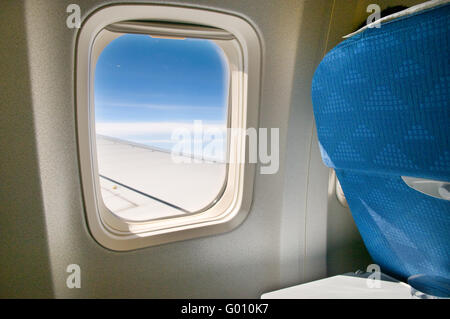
(311, 1, 450, 297)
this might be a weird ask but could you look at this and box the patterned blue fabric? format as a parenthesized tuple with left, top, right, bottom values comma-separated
(311, 3, 450, 282)
(335, 170, 449, 280)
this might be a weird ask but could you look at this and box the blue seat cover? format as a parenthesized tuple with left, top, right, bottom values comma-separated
(311, 3, 450, 285)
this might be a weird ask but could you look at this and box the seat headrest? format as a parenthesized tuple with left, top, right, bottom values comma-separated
(311, 2, 450, 181)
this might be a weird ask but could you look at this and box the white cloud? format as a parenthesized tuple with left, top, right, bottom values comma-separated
(95, 121, 226, 137)
(95, 101, 223, 111)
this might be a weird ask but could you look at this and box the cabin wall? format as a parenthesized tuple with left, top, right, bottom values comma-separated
(0, 0, 425, 298)
(24, 0, 305, 298)
(0, 1, 54, 298)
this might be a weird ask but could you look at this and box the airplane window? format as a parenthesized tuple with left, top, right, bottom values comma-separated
(77, 6, 260, 250)
(94, 34, 229, 221)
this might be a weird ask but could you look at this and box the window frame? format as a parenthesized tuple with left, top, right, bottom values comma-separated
(76, 4, 261, 251)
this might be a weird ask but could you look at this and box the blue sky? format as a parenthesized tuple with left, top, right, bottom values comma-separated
(95, 34, 228, 154)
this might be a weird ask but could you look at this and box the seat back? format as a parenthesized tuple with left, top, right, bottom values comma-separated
(311, 2, 450, 284)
